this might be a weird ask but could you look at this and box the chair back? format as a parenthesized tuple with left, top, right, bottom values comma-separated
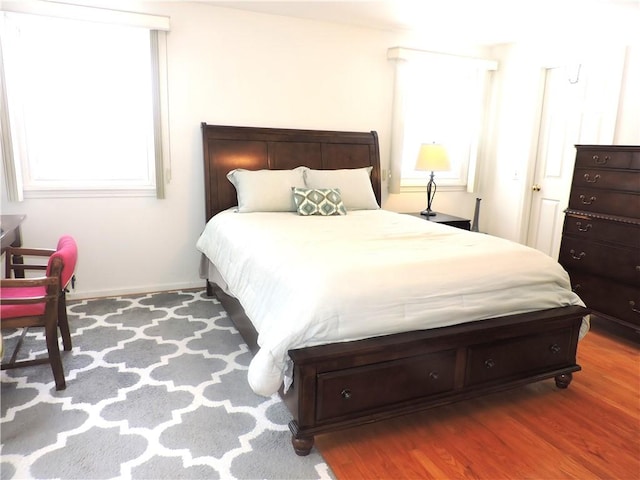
(46, 235, 78, 290)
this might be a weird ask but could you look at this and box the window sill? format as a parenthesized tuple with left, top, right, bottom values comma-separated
(22, 187, 157, 199)
(398, 184, 467, 194)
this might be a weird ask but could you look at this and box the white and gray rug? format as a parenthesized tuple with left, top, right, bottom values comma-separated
(1, 289, 334, 480)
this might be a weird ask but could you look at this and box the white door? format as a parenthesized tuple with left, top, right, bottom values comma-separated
(526, 52, 625, 259)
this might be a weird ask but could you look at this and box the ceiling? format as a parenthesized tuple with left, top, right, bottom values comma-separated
(199, 0, 640, 46)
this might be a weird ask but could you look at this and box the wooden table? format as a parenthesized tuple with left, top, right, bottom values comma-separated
(1, 214, 26, 253)
(1, 215, 26, 277)
(405, 212, 471, 230)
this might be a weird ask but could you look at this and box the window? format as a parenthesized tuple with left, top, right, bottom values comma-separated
(0, 2, 170, 199)
(388, 47, 497, 193)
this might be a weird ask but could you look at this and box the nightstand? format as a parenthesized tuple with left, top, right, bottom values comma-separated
(406, 212, 471, 231)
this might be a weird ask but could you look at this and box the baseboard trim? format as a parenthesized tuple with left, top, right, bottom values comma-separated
(66, 281, 206, 301)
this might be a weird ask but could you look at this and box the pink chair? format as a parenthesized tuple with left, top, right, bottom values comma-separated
(1, 236, 78, 390)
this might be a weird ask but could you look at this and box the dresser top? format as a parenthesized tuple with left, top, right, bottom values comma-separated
(576, 145, 639, 150)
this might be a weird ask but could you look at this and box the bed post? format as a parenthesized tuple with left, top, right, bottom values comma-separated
(289, 422, 314, 456)
(554, 373, 573, 389)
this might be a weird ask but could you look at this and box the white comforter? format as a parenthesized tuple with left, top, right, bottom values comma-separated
(196, 209, 587, 397)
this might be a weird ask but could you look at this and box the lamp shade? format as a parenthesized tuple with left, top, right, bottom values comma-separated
(415, 143, 450, 172)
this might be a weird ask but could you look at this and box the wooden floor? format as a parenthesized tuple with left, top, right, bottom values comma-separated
(316, 329, 640, 479)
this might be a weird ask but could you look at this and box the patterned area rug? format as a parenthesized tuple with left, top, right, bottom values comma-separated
(1, 290, 334, 480)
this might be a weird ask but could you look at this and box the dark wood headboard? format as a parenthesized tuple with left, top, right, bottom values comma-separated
(201, 124, 381, 221)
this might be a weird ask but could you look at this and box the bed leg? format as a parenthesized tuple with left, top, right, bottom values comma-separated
(291, 434, 314, 456)
(555, 372, 573, 389)
(289, 420, 314, 456)
(205, 280, 214, 297)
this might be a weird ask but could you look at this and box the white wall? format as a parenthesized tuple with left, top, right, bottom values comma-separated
(616, 45, 640, 145)
(479, 42, 549, 241)
(0, 2, 419, 299)
(1, 2, 637, 299)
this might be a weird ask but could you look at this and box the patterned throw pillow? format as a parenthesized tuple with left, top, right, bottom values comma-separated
(292, 187, 347, 216)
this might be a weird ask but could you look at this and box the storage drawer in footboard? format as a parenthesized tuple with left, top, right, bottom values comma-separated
(465, 328, 577, 387)
(316, 349, 456, 422)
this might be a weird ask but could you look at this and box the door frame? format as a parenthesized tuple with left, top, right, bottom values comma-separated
(520, 50, 626, 255)
(519, 66, 548, 246)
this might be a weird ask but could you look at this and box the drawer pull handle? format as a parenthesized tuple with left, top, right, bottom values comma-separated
(576, 222, 592, 232)
(429, 371, 439, 380)
(484, 359, 496, 369)
(630, 301, 640, 315)
(579, 195, 596, 205)
(550, 344, 561, 354)
(569, 249, 586, 260)
(341, 389, 352, 400)
(572, 283, 582, 293)
(592, 155, 609, 165)
(583, 173, 600, 183)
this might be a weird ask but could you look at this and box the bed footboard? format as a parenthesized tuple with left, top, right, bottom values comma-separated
(283, 306, 585, 455)
(211, 284, 585, 456)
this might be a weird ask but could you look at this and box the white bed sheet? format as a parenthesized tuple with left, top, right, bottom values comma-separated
(196, 209, 587, 396)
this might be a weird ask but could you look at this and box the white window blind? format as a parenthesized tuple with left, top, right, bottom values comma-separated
(0, 2, 170, 200)
(388, 47, 497, 194)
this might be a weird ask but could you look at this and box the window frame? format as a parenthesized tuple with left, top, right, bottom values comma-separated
(0, 1, 170, 200)
(387, 47, 497, 194)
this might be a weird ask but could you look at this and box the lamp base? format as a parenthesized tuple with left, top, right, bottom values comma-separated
(420, 209, 436, 217)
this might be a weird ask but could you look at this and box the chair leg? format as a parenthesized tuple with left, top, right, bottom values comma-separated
(45, 317, 66, 390)
(58, 292, 72, 351)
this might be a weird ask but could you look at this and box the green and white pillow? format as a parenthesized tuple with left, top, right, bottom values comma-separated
(292, 187, 347, 216)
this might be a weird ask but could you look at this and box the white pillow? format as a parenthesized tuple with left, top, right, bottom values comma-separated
(304, 167, 379, 210)
(226, 167, 307, 212)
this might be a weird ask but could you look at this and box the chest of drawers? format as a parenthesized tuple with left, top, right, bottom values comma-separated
(559, 145, 640, 340)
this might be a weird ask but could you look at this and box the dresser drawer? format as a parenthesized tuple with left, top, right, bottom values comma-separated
(559, 237, 640, 284)
(568, 187, 639, 218)
(316, 349, 456, 422)
(576, 149, 633, 169)
(571, 168, 640, 193)
(563, 214, 640, 249)
(568, 271, 640, 327)
(465, 329, 575, 386)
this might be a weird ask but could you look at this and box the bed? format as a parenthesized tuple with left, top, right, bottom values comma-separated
(197, 123, 589, 456)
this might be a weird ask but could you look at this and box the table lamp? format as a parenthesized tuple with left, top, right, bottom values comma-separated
(415, 143, 450, 217)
